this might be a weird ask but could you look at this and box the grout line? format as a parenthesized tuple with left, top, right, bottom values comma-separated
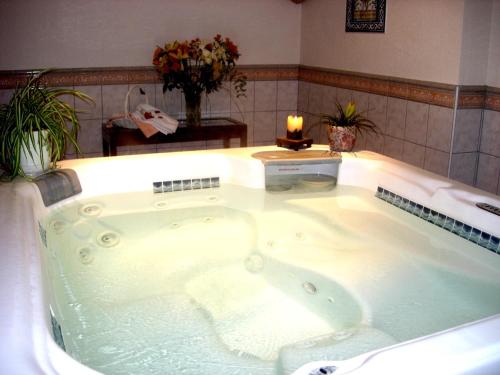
(448, 86, 460, 178)
(473, 107, 486, 186)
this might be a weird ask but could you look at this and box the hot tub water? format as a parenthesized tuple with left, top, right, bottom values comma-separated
(42, 184, 500, 375)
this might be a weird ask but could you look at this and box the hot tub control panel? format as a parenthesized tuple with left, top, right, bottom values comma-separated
(252, 150, 342, 193)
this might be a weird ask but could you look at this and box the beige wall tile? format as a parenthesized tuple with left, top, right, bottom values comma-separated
(77, 119, 103, 154)
(231, 80, 254, 114)
(426, 105, 453, 152)
(155, 84, 182, 118)
(386, 97, 407, 139)
(230, 111, 254, 146)
(159, 140, 206, 152)
(476, 153, 500, 194)
(253, 141, 276, 146)
(450, 152, 478, 186)
(307, 83, 324, 115)
(102, 84, 129, 119)
(74, 85, 102, 120)
(351, 90, 370, 113)
(404, 101, 429, 145)
(156, 143, 184, 153)
(424, 147, 450, 177)
(367, 94, 388, 134)
(453, 109, 482, 153)
(303, 113, 321, 143)
(365, 133, 384, 153)
(206, 140, 225, 149)
(118, 144, 157, 155)
(207, 82, 231, 116)
(254, 111, 276, 142)
(320, 85, 337, 115)
(82, 152, 103, 158)
(55, 86, 76, 109)
(480, 110, 500, 157)
(277, 81, 298, 111)
(383, 135, 404, 159)
(402, 141, 426, 168)
(297, 81, 310, 113)
(276, 111, 290, 138)
(254, 81, 277, 111)
(353, 131, 367, 151)
(336, 88, 353, 108)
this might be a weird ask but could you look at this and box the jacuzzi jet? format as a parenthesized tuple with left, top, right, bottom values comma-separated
(50, 220, 66, 234)
(97, 231, 120, 248)
(153, 200, 168, 209)
(203, 216, 214, 223)
(302, 282, 317, 294)
(207, 196, 218, 202)
(328, 296, 335, 303)
(77, 246, 94, 265)
(244, 253, 264, 273)
(266, 240, 275, 248)
(79, 203, 102, 217)
(170, 222, 180, 229)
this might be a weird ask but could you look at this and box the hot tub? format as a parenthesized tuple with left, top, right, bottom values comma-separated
(1, 146, 499, 375)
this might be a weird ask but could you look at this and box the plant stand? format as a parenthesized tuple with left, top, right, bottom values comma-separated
(276, 137, 313, 151)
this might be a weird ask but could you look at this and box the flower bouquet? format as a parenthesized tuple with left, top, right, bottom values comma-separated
(153, 34, 246, 126)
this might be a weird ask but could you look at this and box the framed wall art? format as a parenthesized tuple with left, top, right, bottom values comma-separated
(346, 0, 386, 33)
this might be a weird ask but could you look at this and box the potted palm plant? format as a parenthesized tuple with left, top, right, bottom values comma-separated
(320, 101, 378, 152)
(0, 70, 93, 179)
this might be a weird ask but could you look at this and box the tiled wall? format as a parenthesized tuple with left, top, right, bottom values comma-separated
(453, 88, 500, 195)
(65, 80, 298, 156)
(477, 109, 500, 193)
(297, 68, 500, 196)
(298, 82, 456, 177)
(0, 67, 299, 157)
(0, 66, 498, 195)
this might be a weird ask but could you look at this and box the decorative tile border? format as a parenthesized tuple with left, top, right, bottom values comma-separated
(2, 64, 498, 111)
(0, 67, 160, 88)
(457, 86, 500, 111)
(0, 65, 299, 89)
(458, 86, 486, 109)
(152, 176, 220, 193)
(241, 65, 299, 81)
(375, 186, 500, 254)
(299, 65, 457, 108)
(485, 88, 500, 111)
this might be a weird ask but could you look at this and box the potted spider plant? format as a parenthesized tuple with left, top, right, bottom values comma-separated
(0, 70, 93, 179)
(320, 101, 378, 152)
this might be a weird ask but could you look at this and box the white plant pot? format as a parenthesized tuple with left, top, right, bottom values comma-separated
(20, 130, 50, 177)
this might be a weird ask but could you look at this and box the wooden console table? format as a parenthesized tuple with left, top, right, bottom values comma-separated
(102, 117, 247, 156)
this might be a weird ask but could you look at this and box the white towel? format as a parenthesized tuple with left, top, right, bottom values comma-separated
(133, 104, 178, 135)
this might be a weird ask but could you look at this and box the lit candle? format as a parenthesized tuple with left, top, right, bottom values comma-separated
(287, 115, 303, 140)
(287, 115, 303, 132)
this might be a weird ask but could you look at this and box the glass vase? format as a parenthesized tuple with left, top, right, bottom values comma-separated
(184, 91, 202, 127)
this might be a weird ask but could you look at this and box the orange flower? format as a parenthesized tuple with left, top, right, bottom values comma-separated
(152, 35, 246, 97)
(152, 47, 163, 66)
(225, 38, 239, 57)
